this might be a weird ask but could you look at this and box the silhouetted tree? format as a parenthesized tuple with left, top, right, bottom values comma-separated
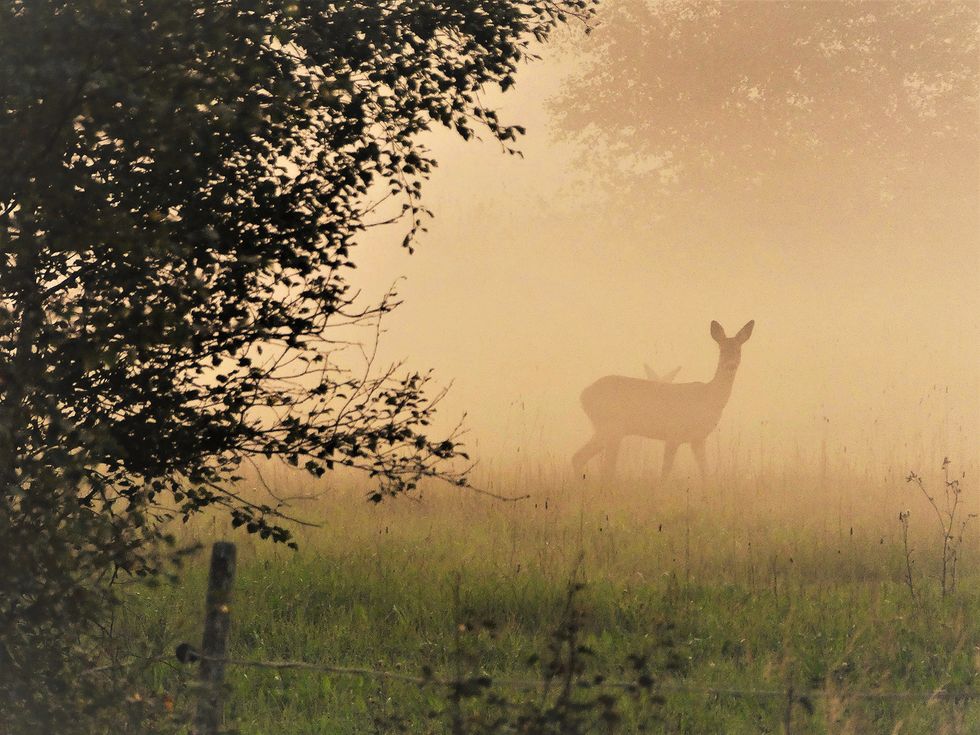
(0, 1, 596, 731)
(553, 0, 978, 226)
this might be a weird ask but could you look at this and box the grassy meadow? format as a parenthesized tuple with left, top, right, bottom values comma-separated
(123, 446, 980, 734)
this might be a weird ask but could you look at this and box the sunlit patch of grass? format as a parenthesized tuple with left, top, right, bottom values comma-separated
(122, 453, 979, 733)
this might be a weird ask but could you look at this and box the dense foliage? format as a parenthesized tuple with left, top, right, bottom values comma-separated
(0, 1, 595, 730)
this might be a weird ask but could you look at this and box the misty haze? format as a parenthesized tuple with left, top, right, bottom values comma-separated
(1, 2, 977, 733)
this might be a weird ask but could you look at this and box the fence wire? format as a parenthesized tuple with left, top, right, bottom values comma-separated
(172, 645, 980, 703)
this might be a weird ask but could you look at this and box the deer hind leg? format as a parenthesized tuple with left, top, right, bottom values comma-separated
(691, 439, 707, 478)
(600, 436, 623, 480)
(572, 434, 604, 476)
(660, 441, 679, 481)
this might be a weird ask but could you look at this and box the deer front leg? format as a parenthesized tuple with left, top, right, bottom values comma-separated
(661, 441, 679, 481)
(691, 439, 707, 478)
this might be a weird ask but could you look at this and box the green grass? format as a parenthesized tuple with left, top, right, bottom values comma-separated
(122, 459, 980, 733)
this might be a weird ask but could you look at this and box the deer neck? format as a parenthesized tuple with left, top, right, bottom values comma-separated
(708, 359, 738, 404)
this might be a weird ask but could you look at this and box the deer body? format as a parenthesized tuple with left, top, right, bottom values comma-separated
(573, 320, 754, 480)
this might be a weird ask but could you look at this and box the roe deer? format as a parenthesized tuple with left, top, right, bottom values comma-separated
(643, 364, 682, 382)
(573, 320, 754, 480)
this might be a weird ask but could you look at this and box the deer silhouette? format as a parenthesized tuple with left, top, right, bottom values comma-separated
(643, 364, 682, 383)
(573, 320, 754, 480)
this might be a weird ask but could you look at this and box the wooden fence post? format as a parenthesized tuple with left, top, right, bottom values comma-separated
(783, 684, 794, 735)
(194, 541, 237, 735)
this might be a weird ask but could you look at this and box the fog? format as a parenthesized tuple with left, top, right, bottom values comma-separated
(351, 6, 978, 477)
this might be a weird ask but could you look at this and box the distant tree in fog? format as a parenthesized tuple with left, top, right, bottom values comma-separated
(552, 0, 978, 224)
(0, 1, 596, 731)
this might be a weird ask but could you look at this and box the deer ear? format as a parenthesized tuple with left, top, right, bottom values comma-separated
(643, 363, 659, 381)
(662, 366, 682, 382)
(710, 321, 726, 343)
(734, 320, 755, 344)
